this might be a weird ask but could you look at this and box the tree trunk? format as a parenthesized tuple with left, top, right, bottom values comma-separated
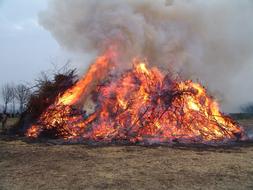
(4, 102, 8, 113)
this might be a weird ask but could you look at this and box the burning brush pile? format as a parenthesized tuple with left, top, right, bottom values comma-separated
(25, 52, 247, 145)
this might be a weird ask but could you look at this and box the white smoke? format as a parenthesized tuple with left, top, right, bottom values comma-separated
(39, 0, 253, 112)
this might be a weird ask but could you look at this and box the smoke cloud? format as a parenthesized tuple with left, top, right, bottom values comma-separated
(39, 0, 253, 112)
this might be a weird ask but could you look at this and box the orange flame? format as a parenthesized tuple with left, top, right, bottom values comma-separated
(57, 53, 114, 106)
(26, 56, 246, 144)
(26, 125, 40, 138)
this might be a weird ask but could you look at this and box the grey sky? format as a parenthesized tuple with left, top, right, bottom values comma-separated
(0, 0, 60, 87)
(0, 0, 253, 113)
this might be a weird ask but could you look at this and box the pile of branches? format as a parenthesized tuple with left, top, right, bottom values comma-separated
(10, 67, 78, 136)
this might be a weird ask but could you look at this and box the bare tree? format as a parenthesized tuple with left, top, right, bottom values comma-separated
(15, 84, 30, 113)
(9, 84, 16, 114)
(1, 84, 13, 113)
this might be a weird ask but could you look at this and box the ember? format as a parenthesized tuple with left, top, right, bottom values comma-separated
(26, 52, 247, 144)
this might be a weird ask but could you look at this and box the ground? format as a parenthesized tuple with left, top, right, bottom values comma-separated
(0, 119, 253, 190)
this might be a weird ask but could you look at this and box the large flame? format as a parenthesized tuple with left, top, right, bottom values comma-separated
(27, 54, 246, 144)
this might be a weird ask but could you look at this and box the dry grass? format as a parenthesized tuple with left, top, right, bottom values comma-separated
(0, 118, 253, 190)
(5, 118, 19, 128)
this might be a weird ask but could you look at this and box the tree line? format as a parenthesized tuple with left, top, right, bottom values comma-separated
(1, 83, 30, 114)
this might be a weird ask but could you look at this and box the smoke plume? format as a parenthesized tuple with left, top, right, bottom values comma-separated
(39, 0, 253, 112)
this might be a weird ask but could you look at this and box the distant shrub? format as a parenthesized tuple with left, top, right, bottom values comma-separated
(241, 104, 253, 113)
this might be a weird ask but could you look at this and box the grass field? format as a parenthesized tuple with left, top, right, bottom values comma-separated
(0, 118, 253, 190)
(4, 118, 19, 128)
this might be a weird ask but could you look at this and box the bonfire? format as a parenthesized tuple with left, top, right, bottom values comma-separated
(26, 50, 247, 144)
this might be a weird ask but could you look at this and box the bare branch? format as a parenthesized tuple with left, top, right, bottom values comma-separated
(14, 84, 30, 113)
(1, 83, 14, 113)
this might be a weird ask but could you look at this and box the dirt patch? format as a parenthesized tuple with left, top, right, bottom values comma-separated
(1, 118, 253, 189)
(0, 137, 253, 190)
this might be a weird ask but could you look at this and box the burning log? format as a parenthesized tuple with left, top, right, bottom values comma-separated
(26, 55, 247, 145)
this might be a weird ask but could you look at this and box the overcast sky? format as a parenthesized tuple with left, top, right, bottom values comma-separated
(0, 0, 252, 112)
(0, 0, 61, 87)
